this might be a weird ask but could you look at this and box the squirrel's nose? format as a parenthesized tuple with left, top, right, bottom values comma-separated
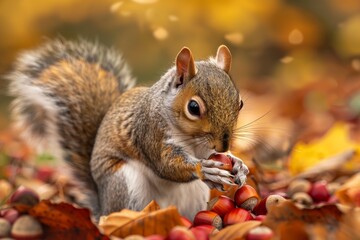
(214, 132, 230, 152)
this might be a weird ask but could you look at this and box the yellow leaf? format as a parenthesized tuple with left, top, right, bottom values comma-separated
(289, 122, 360, 175)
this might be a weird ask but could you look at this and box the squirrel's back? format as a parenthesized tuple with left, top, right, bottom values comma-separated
(8, 39, 135, 210)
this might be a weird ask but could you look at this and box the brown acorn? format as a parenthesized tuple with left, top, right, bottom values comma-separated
(292, 192, 313, 206)
(308, 181, 330, 203)
(190, 225, 218, 235)
(165, 226, 195, 240)
(193, 211, 222, 230)
(1, 208, 20, 224)
(287, 179, 311, 197)
(208, 153, 233, 171)
(8, 186, 39, 206)
(207, 195, 235, 217)
(223, 208, 252, 227)
(234, 185, 260, 211)
(180, 216, 192, 228)
(253, 194, 287, 215)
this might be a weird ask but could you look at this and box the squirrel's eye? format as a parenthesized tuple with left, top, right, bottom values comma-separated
(239, 100, 244, 110)
(188, 100, 200, 116)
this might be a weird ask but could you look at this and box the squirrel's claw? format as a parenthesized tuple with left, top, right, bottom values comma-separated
(201, 159, 237, 187)
(203, 180, 225, 192)
(227, 153, 249, 186)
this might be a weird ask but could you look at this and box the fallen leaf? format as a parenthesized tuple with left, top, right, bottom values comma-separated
(142, 200, 161, 213)
(210, 221, 261, 240)
(336, 208, 360, 239)
(289, 122, 360, 175)
(336, 173, 360, 207)
(264, 201, 343, 239)
(100, 205, 184, 238)
(100, 209, 146, 236)
(24, 200, 108, 240)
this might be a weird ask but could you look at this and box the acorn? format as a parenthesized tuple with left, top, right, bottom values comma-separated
(292, 192, 313, 206)
(193, 211, 222, 230)
(190, 227, 209, 240)
(253, 194, 287, 215)
(11, 215, 43, 240)
(287, 179, 311, 197)
(190, 225, 218, 235)
(0, 218, 11, 238)
(207, 195, 235, 217)
(308, 181, 330, 203)
(8, 186, 39, 206)
(253, 215, 266, 222)
(223, 208, 252, 227)
(208, 153, 233, 171)
(234, 185, 260, 211)
(245, 226, 274, 240)
(180, 216, 192, 228)
(36, 166, 55, 183)
(1, 208, 20, 224)
(165, 226, 195, 240)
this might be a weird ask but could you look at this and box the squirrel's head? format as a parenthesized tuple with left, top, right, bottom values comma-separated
(169, 45, 243, 154)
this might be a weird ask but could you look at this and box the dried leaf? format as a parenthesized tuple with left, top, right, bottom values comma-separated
(210, 221, 261, 240)
(336, 208, 360, 239)
(27, 200, 108, 240)
(100, 206, 183, 238)
(142, 200, 161, 213)
(100, 209, 146, 236)
(264, 201, 343, 238)
(336, 173, 360, 207)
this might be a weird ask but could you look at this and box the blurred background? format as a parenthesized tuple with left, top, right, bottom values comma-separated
(1, 0, 360, 151)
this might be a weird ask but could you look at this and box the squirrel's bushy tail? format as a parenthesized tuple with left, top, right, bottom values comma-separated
(8, 38, 135, 213)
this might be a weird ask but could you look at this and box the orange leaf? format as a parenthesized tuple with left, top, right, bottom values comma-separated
(263, 200, 343, 239)
(28, 200, 108, 240)
(336, 173, 360, 207)
(210, 221, 261, 240)
(99, 209, 146, 236)
(142, 200, 161, 213)
(100, 206, 184, 238)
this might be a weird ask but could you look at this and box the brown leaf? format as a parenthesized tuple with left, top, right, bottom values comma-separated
(264, 201, 343, 239)
(28, 200, 108, 240)
(100, 206, 184, 238)
(336, 173, 360, 207)
(210, 221, 261, 240)
(142, 200, 161, 213)
(336, 208, 360, 239)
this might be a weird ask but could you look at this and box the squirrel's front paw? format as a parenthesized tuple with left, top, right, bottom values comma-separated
(201, 159, 236, 191)
(227, 153, 249, 186)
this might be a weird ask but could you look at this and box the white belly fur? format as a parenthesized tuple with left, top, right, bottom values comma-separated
(121, 160, 209, 220)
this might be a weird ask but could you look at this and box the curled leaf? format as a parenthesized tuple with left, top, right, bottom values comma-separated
(100, 206, 184, 238)
(210, 220, 260, 240)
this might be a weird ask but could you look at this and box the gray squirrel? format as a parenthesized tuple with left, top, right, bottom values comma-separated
(8, 39, 249, 221)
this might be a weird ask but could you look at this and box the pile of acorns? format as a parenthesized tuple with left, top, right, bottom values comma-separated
(0, 186, 43, 239)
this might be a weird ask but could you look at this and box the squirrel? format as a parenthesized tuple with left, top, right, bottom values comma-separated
(8, 38, 249, 221)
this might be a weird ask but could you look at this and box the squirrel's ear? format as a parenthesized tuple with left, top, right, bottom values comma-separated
(175, 47, 197, 87)
(216, 45, 232, 74)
